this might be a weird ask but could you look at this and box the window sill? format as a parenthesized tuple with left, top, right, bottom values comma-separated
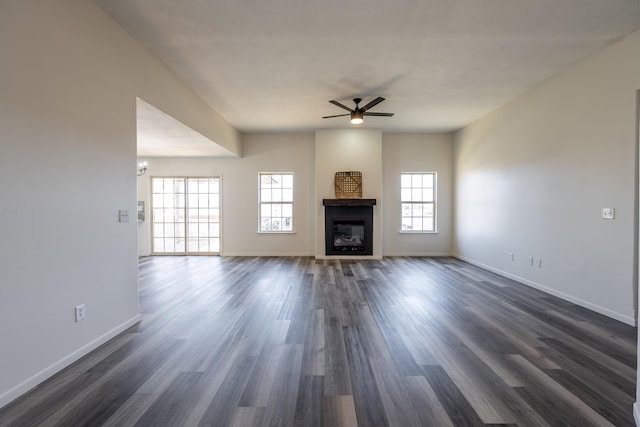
(399, 230, 438, 234)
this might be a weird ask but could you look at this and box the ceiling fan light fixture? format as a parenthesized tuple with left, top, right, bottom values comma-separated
(323, 97, 393, 125)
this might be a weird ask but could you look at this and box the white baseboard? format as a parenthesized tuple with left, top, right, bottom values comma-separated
(381, 252, 453, 257)
(0, 314, 141, 409)
(200, 252, 453, 258)
(454, 255, 636, 326)
(314, 255, 384, 260)
(634, 402, 640, 426)
(221, 252, 315, 257)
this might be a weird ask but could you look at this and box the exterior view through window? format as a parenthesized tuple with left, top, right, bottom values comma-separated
(151, 177, 220, 254)
(259, 173, 293, 232)
(401, 172, 436, 232)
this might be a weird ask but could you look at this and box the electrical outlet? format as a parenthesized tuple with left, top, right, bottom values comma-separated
(535, 258, 542, 268)
(75, 304, 86, 322)
(527, 256, 534, 267)
(508, 253, 514, 262)
(601, 208, 615, 220)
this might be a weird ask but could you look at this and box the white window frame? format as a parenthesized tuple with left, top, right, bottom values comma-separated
(258, 172, 294, 233)
(400, 172, 437, 233)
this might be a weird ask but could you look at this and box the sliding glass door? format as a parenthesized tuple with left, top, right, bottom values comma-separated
(187, 178, 220, 253)
(151, 177, 220, 254)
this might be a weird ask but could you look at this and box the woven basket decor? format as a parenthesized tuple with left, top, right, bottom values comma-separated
(334, 171, 362, 199)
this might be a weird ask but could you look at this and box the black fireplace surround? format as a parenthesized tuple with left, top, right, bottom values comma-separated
(323, 199, 375, 256)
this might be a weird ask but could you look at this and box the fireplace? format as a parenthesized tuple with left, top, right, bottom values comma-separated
(333, 221, 365, 251)
(323, 199, 375, 256)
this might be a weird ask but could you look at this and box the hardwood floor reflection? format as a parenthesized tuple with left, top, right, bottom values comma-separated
(0, 256, 636, 426)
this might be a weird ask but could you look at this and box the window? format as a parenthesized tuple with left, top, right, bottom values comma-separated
(259, 173, 293, 232)
(151, 177, 220, 254)
(401, 172, 436, 232)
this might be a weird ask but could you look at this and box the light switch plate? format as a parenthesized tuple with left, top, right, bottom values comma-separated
(75, 304, 86, 322)
(602, 208, 615, 220)
(119, 209, 130, 223)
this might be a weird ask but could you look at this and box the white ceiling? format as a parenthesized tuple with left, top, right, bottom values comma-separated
(136, 98, 236, 157)
(96, 0, 640, 154)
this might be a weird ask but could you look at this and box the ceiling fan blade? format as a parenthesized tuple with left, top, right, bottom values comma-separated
(363, 112, 394, 117)
(322, 113, 351, 119)
(329, 100, 353, 112)
(360, 97, 385, 112)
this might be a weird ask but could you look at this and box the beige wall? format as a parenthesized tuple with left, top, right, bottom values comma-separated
(454, 29, 640, 325)
(138, 133, 316, 257)
(453, 30, 640, 419)
(0, 0, 237, 407)
(382, 133, 454, 256)
(315, 129, 383, 258)
(139, 131, 455, 259)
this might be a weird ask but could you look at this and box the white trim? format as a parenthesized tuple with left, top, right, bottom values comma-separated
(315, 255, 384, 260)
(382, 252, 453, 257)
(258, 172, 295, 233)
(0, 314, 141, 409)
(222, 252, 315, 257)
(455, 255, 636, 326)
(634, 402, 640, 426)
(400, 172, 437, 233)
(222, 253, 453, 259)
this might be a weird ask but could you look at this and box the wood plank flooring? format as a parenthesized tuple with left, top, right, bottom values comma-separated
(0, 256, 636, 426)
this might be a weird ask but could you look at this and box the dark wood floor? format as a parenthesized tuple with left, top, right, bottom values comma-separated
(0, 256, 636, 426)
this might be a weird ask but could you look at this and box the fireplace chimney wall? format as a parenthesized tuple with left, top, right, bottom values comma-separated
(314, 129, 382, 258)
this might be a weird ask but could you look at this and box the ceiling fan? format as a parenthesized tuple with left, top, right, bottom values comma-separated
(322, 97, 394, 125)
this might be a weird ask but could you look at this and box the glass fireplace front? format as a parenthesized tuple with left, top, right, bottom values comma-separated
(332, 221, 365, 251)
